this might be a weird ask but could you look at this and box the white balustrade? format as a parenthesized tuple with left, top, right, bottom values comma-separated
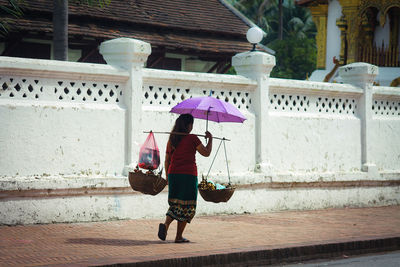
(0, 38, 399, 183)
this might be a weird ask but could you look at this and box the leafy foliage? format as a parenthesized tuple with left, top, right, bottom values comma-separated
(227, 0, 318, 80)
(269, 37, 316, 79)
(264, 0, 316, 43)
(228, 0, 277, 34)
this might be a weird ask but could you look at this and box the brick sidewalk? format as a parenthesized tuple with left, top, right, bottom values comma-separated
(0, 206, 399, 267)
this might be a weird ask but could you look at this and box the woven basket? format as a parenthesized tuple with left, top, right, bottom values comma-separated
(199, 187, 235, 203)
(128, 171, 167, 196)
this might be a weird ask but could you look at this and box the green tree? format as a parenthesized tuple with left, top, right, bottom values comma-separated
(264, 0, 316, 43)
(228, 0, 277, 34)
(228, 0, 317, 79)
(269, 37, 316, 79)
(265, 1, 317, 79)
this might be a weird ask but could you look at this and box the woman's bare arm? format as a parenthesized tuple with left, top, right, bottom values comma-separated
(196, 131, 213, 157)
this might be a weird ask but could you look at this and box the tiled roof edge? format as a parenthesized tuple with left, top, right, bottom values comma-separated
(4, 1, 248, 37)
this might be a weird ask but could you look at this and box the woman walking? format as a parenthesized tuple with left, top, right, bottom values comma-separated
(158, 114, 212, 243)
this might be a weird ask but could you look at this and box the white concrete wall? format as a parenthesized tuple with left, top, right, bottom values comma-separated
(371, 86, 400, 171)
(0, 38, 399, 225)
(267, 79, 362, 175)
(2, 186, 399, 225)
(2, 39, 399, 183)
(0, 57, 129, 178)
(0, 101, 126, 177)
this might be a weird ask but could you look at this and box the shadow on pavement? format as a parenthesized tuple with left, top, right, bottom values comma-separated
(66, 238, 162, 246)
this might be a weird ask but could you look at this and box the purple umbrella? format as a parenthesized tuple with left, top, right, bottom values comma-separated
(170, 96, 246, 130)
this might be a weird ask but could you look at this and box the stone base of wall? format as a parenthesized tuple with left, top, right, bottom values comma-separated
(1, 176, 399, 225)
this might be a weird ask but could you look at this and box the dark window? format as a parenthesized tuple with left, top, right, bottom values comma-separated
(4, 41, 51, 59)
(149, 57, 181, 71)
(79, 47, 106, 64)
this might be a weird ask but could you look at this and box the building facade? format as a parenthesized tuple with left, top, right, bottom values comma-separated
(0, 0, 268, 73)
(298, 0, 400, 86)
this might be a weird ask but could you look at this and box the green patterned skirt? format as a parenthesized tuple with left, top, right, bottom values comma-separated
(166, 173, 198, 223)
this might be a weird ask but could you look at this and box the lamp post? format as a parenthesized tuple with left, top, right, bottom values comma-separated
(246, 26, 264, 51)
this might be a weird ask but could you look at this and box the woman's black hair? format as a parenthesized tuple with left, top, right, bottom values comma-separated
(169, 114, 194, 149)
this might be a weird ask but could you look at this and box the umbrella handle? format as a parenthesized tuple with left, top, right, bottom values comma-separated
(206, 106, 211, 132)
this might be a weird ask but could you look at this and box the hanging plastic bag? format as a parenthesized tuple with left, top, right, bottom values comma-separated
(138, 131, 160, 170)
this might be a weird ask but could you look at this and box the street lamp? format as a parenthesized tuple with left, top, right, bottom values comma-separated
(246, 27, 263, 51)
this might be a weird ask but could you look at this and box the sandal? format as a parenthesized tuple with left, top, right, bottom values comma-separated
(175, 238, 190, 243)
(158, 223, 167, 241)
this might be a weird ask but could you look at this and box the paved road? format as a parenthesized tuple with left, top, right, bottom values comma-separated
(0, 206, 399, 266)
(282, 251, 400, 267)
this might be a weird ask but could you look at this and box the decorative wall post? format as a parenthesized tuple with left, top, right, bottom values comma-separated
(232, 51, 276, 173)
(339, 62, 379, 177)
(99, 38, 151, 175)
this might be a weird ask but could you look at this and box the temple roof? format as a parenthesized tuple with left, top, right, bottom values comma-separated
(1, 0, 258, 56)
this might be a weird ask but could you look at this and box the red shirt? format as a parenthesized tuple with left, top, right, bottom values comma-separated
(167, 134, 201, 176)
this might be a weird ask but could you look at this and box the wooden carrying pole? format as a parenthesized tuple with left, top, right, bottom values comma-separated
(143, 131, 230, 141)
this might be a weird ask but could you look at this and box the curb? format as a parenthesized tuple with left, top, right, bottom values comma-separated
(103, 237, 400, 267)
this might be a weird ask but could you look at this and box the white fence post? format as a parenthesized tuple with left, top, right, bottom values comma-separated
(232, 51, 276, 173)
(339, 62, 379, 177)
(99, 38, 151, 175)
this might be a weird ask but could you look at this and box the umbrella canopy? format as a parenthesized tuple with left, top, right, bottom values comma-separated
(170, 95, 244, 185)
(170, 96, 247, 124)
